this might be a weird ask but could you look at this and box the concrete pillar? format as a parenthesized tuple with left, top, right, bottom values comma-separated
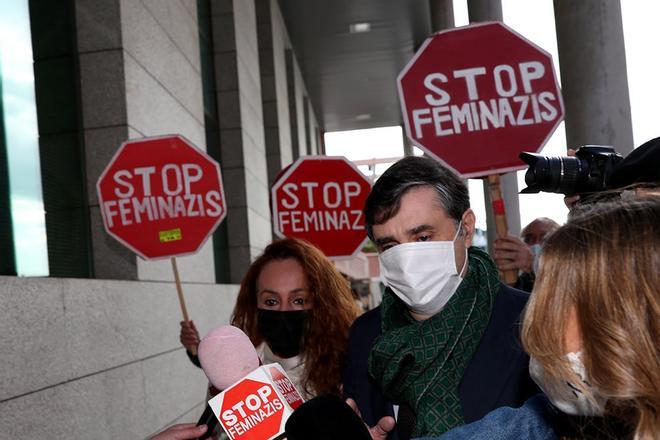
(309, 110, 320, 155)
(467, 0, 502, 22)
(553, 0, 634, 154)
(303, 96, 311, 155)
(467, 0, 522, 250)
(318, 129, 326, 155)
(429, 0, 454, 32)
(72, 0, 131, 279)
(401, 125, 414, 156)
(286, 49, 306, 160)
(412, 1, 452, 159)
(256, 0, 294, 186)
(49, 0, 221, 282)
(118, 0, 216, 283)
(212, 0, 272, 283)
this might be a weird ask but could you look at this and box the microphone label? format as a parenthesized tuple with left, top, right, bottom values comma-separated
(209, 364, 304, 440)
(268, 366, 303, 409)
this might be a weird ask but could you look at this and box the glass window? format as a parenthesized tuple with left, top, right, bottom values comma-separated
(0, 0, 49, 276)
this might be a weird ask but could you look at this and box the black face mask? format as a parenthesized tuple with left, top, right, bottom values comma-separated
(257, 309, 309, 358)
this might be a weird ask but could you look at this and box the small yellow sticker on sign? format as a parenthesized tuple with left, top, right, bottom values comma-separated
(159, 228, 182, 243)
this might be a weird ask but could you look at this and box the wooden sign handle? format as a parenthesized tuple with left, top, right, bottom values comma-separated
(171, 257, 197, 356)
(487, 175, 518, 285)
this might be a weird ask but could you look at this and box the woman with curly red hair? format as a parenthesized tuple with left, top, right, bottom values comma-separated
(181, 237, 360, 397)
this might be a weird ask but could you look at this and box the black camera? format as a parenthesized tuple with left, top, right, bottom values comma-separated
(519, 145, 624, 195)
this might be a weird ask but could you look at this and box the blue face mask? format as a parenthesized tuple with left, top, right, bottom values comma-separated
(529, 243, 542, 274)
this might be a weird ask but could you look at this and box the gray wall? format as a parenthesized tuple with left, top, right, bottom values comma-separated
(0, 275, 238, 438)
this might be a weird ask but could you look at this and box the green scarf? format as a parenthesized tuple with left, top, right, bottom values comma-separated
(368, 247, 500, 437)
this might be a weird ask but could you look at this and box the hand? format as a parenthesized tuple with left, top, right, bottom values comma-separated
(494, 235, 534, 274)
(149, 423, 207, 440)
(346, 398, 396, 440)
(564, 149, 581, 208)
(180, 320, 200, 352)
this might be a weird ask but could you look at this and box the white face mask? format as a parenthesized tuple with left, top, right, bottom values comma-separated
(378, 222, 467, 316)
(529, 352, 606, 416)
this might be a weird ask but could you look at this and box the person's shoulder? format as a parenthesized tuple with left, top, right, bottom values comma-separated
(421, 394, 556, 440)
(483, 283, 529, 334)
(350, 305, 382, 332)
(495, 283, 530, 312)
(347, 305, 382, 347)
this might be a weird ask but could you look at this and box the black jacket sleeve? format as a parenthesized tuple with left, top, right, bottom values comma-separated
(186, 349, 202, 368)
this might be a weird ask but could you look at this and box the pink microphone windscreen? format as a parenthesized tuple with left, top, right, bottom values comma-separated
(198, 325, 260, 389)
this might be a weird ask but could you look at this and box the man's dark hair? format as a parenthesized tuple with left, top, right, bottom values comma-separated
(363, 156, 470, 240)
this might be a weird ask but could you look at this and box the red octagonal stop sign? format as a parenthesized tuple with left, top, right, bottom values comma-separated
(97, 135, 226, 260)
(219, 379, 284, 440)
(271, 156, 372, 258)
(398, 21, 564, 178)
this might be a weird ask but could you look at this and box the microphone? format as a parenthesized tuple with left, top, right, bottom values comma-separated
(198, 325, 261, 389)
(195, 325, 261, 439)
(285, 394, 371, 440)
(199, 325, 304, 440)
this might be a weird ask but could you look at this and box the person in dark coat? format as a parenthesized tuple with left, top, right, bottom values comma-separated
(343, 156, 538, 439)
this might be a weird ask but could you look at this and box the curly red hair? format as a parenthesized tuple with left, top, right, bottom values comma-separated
(231, 238, 360, 396)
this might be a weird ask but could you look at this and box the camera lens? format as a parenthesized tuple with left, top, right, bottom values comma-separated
(520, 146, 623, 195)
(557, 158, 583, 194)
(520, 153, 584, 194)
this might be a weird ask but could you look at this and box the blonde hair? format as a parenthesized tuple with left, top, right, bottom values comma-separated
(522, 199, 660, 439)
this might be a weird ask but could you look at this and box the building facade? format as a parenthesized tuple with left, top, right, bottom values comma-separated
(0, 0, 321, 437)
(0, 0, 635, 438)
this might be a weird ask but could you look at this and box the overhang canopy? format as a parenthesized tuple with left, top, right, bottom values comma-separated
(279, 0, 432, 132)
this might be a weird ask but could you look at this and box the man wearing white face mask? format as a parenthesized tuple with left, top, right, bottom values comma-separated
(493, 217, 559, 292)
(342, 156, 539, 440)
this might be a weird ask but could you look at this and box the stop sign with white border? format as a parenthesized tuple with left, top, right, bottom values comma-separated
(271, 156, 372, 258)
(96, 134, 226, 260)
(398, 21, 564, 178)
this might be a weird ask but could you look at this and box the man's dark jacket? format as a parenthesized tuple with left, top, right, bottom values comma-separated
(343, 283, 539, 440)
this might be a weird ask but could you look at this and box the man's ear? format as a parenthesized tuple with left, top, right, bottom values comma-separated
(461, 209, 476, 247)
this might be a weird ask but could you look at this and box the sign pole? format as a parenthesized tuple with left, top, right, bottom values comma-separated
(486, 175, 518, 285)
(171, 257, 197, 356)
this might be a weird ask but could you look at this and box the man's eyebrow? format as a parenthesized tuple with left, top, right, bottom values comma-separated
(374, 225, 435, 246)
(407, 224, 434, 235)
(374, 236, 396, 247)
